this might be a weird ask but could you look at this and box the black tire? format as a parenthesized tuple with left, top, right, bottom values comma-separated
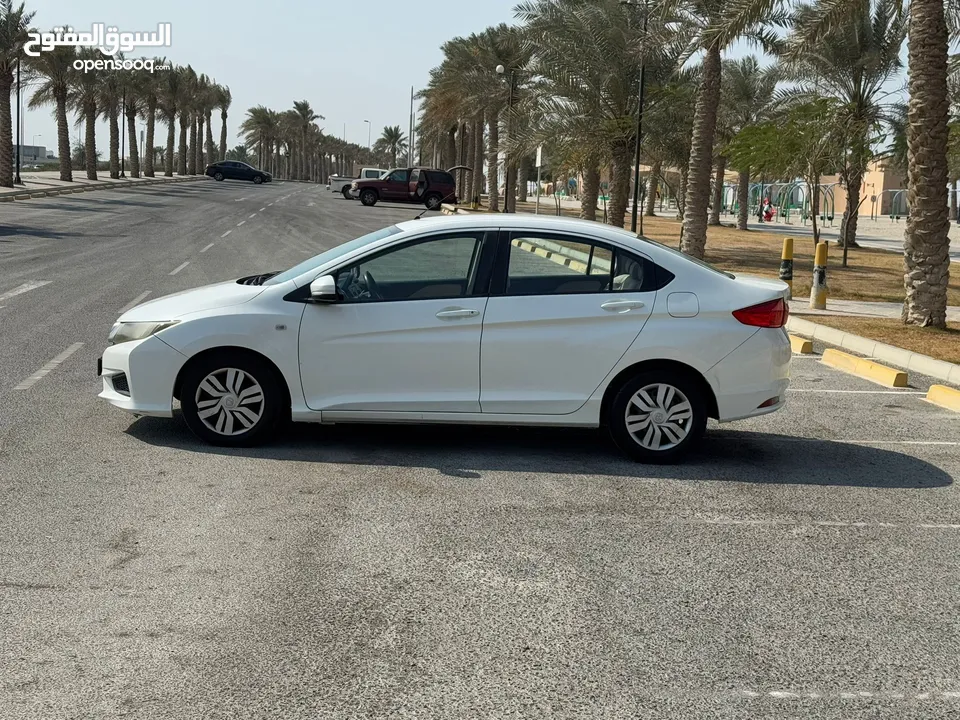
(213, 172, 224, 181)
(341, 186, 352, 200)
(424, 193, 442, 210)
(607, 369, 707, 464)
(253, 175, 263, 184)
(180, 352, 285, 447)
(359, 189, 378, 206)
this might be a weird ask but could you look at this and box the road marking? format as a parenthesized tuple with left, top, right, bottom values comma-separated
(739, 689, 960, 701)
(738, 436, 960, 447)
(200, 243, 215, 253)
(119, 291, 151, 313)
(14, 342, 84, 390)
(220, 229, 232, 238)
(237, 220, 245, 226)
(0, 280, 52, 303)
(169, 261, 190, 275)
(233, 197, 246, 202)
(267, 202, 273, 206)
(787, 389, 927, 395)
(249, 213, 257, 218)
(646, 517, 960, 531)
(308, 201, 315, 206)
(259, 207, 265, 212)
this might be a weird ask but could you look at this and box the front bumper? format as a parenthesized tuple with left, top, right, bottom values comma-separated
(98, 335, 187, 417)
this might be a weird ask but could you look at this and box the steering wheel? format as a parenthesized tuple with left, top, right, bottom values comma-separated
(363, 270, 382, 300)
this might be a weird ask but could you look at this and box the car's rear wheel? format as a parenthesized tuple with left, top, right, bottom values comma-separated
(359, 189, 378, 206)
(341, 186, 352, 199)
(424, 193, 442, 210)
(213, 172, 224, 181)
(180, 353, 283, 447)
(253, 175, 263, 184)
(607, 370, 707, 463)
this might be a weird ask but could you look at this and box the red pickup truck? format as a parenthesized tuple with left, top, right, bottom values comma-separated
(351, 167, 457, 210)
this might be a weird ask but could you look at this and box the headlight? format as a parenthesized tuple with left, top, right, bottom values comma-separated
(351, 182, 358, 189)
(108, 321, 179, 345)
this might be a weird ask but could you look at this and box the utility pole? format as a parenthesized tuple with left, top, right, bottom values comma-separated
(623, 0, 649, 236)
(408, 86, 414, 167)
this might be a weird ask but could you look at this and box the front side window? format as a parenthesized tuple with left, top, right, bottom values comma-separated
(387, 169, 409, 183)
(336, 233, 483, 303)
(503, 232, 666, 296)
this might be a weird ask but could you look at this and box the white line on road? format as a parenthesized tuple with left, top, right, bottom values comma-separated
(237, 220, 245, 226)
(233, 197, 246, 202)
(267, 202, 273, 206)
(200, 243, 215, 253)
(0, 280, 52, 303)
(249, 213, 257, 218)
(259, 207, 265, 212)
(14, 342, 84, 390)
(220, 229, 232, 238)
(119, 291, 151, 313)
(787, 389, 927, 395)
(169, 261, 190, 275)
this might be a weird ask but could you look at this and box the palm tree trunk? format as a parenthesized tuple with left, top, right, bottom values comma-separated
(708, 156, 726, 226)
(644, 160, 661, 217)
(608, 142, 633, 228)
(55, 93, 72, 182)
(518, 155, 530, 202)
(471, 111, 484, 204)
(736, 169, 750, 230)
(219, 111, 228, 161)
(125, 105, 140, 178)
(84, 102, 98, 180)
(0, 73, 12, 188)
(809, 171, 821, 247)
(676, 162, 689, 220)
(487, 113, 500, 211)
(205, 110, 214, 167)
(143, 101, 156, 177)
(680, 41, 722, 259)
(580, 161, 600, 221)
(839, 170, 862, 249)
(178, 115, 188, 176)
(903, 0, 951, 328)
(165, 115, 175, 176)
(192, 115, 201, 173)
(109, 104, 120, 179)
(950, 176, 958, 222)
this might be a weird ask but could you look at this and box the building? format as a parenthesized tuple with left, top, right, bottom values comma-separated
(820, 155, 907, 219)
(13, 144, 47, 163)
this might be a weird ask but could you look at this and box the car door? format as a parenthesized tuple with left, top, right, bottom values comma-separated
(408, 168, 422, 200)
(380, 169, 410, 201)
(222, 161, 241, 179)
(298, 230, 497, 413)
(479, 230, 658, 414)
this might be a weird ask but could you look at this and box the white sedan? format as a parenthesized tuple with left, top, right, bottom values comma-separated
(99, 215, 790, 462)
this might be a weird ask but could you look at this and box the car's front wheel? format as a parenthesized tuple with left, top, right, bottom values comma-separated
(180, 353, 284, 447)
(253, 175, 263, 184)
(607, 370, 707, 463)
(359, 189, 378, 206)
(213, 172, 224, 181)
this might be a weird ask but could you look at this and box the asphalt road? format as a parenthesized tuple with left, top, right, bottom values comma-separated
(1, 181, 959, 719)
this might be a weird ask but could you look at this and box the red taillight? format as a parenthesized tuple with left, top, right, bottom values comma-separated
(733, 298, 788, 328)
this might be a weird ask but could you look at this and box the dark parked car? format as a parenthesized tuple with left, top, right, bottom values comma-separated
(351, 167, 457, 210)
(205, 161, 272, 184)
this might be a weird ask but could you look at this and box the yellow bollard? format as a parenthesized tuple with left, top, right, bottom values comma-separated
(779, 237, 794, 299)
(810, 241, 828, 309)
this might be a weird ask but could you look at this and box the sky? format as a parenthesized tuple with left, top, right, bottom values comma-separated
(17, 0, 525, 159)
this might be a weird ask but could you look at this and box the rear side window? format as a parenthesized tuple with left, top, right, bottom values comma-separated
(426, 171, 454, 185)
(363, 169, 381, 178)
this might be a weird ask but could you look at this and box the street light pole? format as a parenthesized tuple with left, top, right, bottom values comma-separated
(364, 119, 371, 150)
(624, 0, 649, 236)
(120, 89, 126, 178)
(15, 56, 22, 184)
(496, 64, 517, 213)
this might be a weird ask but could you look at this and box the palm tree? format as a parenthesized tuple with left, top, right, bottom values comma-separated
(781, 0, 906, 249)
(240, 105, 276, 170)
(121, 68, 146, 178)
(292, 100, 323, 181)
(0, 0, 34, 188)
(97, 64, 124, 179)
(226, 144, 249, 162)
(140, 58, 163, 177)
(179, 66, 197, 175)
(191, 72, 210, 173)
(25, 39, 75, 181)
(215, 84, 231, 161)
(203, 80, 218, 167)
(157, 65, 184, 176)
(379, 125, 408, 166)
(67, 48, 101, 180)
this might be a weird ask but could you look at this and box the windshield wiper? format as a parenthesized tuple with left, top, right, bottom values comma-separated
(236, 271, 281, 286)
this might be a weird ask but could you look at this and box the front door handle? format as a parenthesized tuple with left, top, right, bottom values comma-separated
(601, 300, 645, 313)
(436, 308, 480, 319)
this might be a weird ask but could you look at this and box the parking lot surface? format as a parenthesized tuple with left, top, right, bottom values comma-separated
(1, 182, 958, 719)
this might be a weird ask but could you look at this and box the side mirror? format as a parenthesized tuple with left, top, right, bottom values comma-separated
(309, 275, 340, 303)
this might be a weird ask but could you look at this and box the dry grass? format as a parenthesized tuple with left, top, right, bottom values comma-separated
(807, 316, 960, 364)
(513, 201, 960, 306)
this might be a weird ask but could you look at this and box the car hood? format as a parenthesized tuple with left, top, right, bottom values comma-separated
(119, 281, 266, 322)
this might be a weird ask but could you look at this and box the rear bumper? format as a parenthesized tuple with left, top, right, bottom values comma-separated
(706, 328, 791, 422)
(98, 336, 186, 418)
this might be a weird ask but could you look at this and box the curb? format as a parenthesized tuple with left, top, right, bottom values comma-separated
(821, 348, 908, 387)
(789, 334, 813, 354)
(927, 385, 960, 412)
(2, 176, 204, 201)
(786, 316, 960, 386)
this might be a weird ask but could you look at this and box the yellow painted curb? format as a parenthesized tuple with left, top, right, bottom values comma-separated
(789, 334, 813, 354)
(821, 348, 908, 387)
(927, 385, 960, 412)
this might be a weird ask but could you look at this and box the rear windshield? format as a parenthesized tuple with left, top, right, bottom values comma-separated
(426, 171, 453, 184)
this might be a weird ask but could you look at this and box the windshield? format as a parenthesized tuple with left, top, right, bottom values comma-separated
(264, 225, 404, 286)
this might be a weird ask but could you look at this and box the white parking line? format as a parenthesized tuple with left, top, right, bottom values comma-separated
(787, 389, 927, 395)
(259, 207, 265, 212)
(233, 197, 246, 202)
(14, 342, 84, 390)
(119, 291, 151, 313)
(200, 243, 215, 253)
(0, 280, 52, 303)
(169, 261, 190, 275)
(249, 213, 257, 218)
(220, 229, 232, 238)
(267, 202, 273, 206)
(237, 220, 245, 226)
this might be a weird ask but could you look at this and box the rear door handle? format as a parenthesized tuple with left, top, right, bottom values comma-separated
(436, 308, 480, 319)
(601, 300, 645, 313)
